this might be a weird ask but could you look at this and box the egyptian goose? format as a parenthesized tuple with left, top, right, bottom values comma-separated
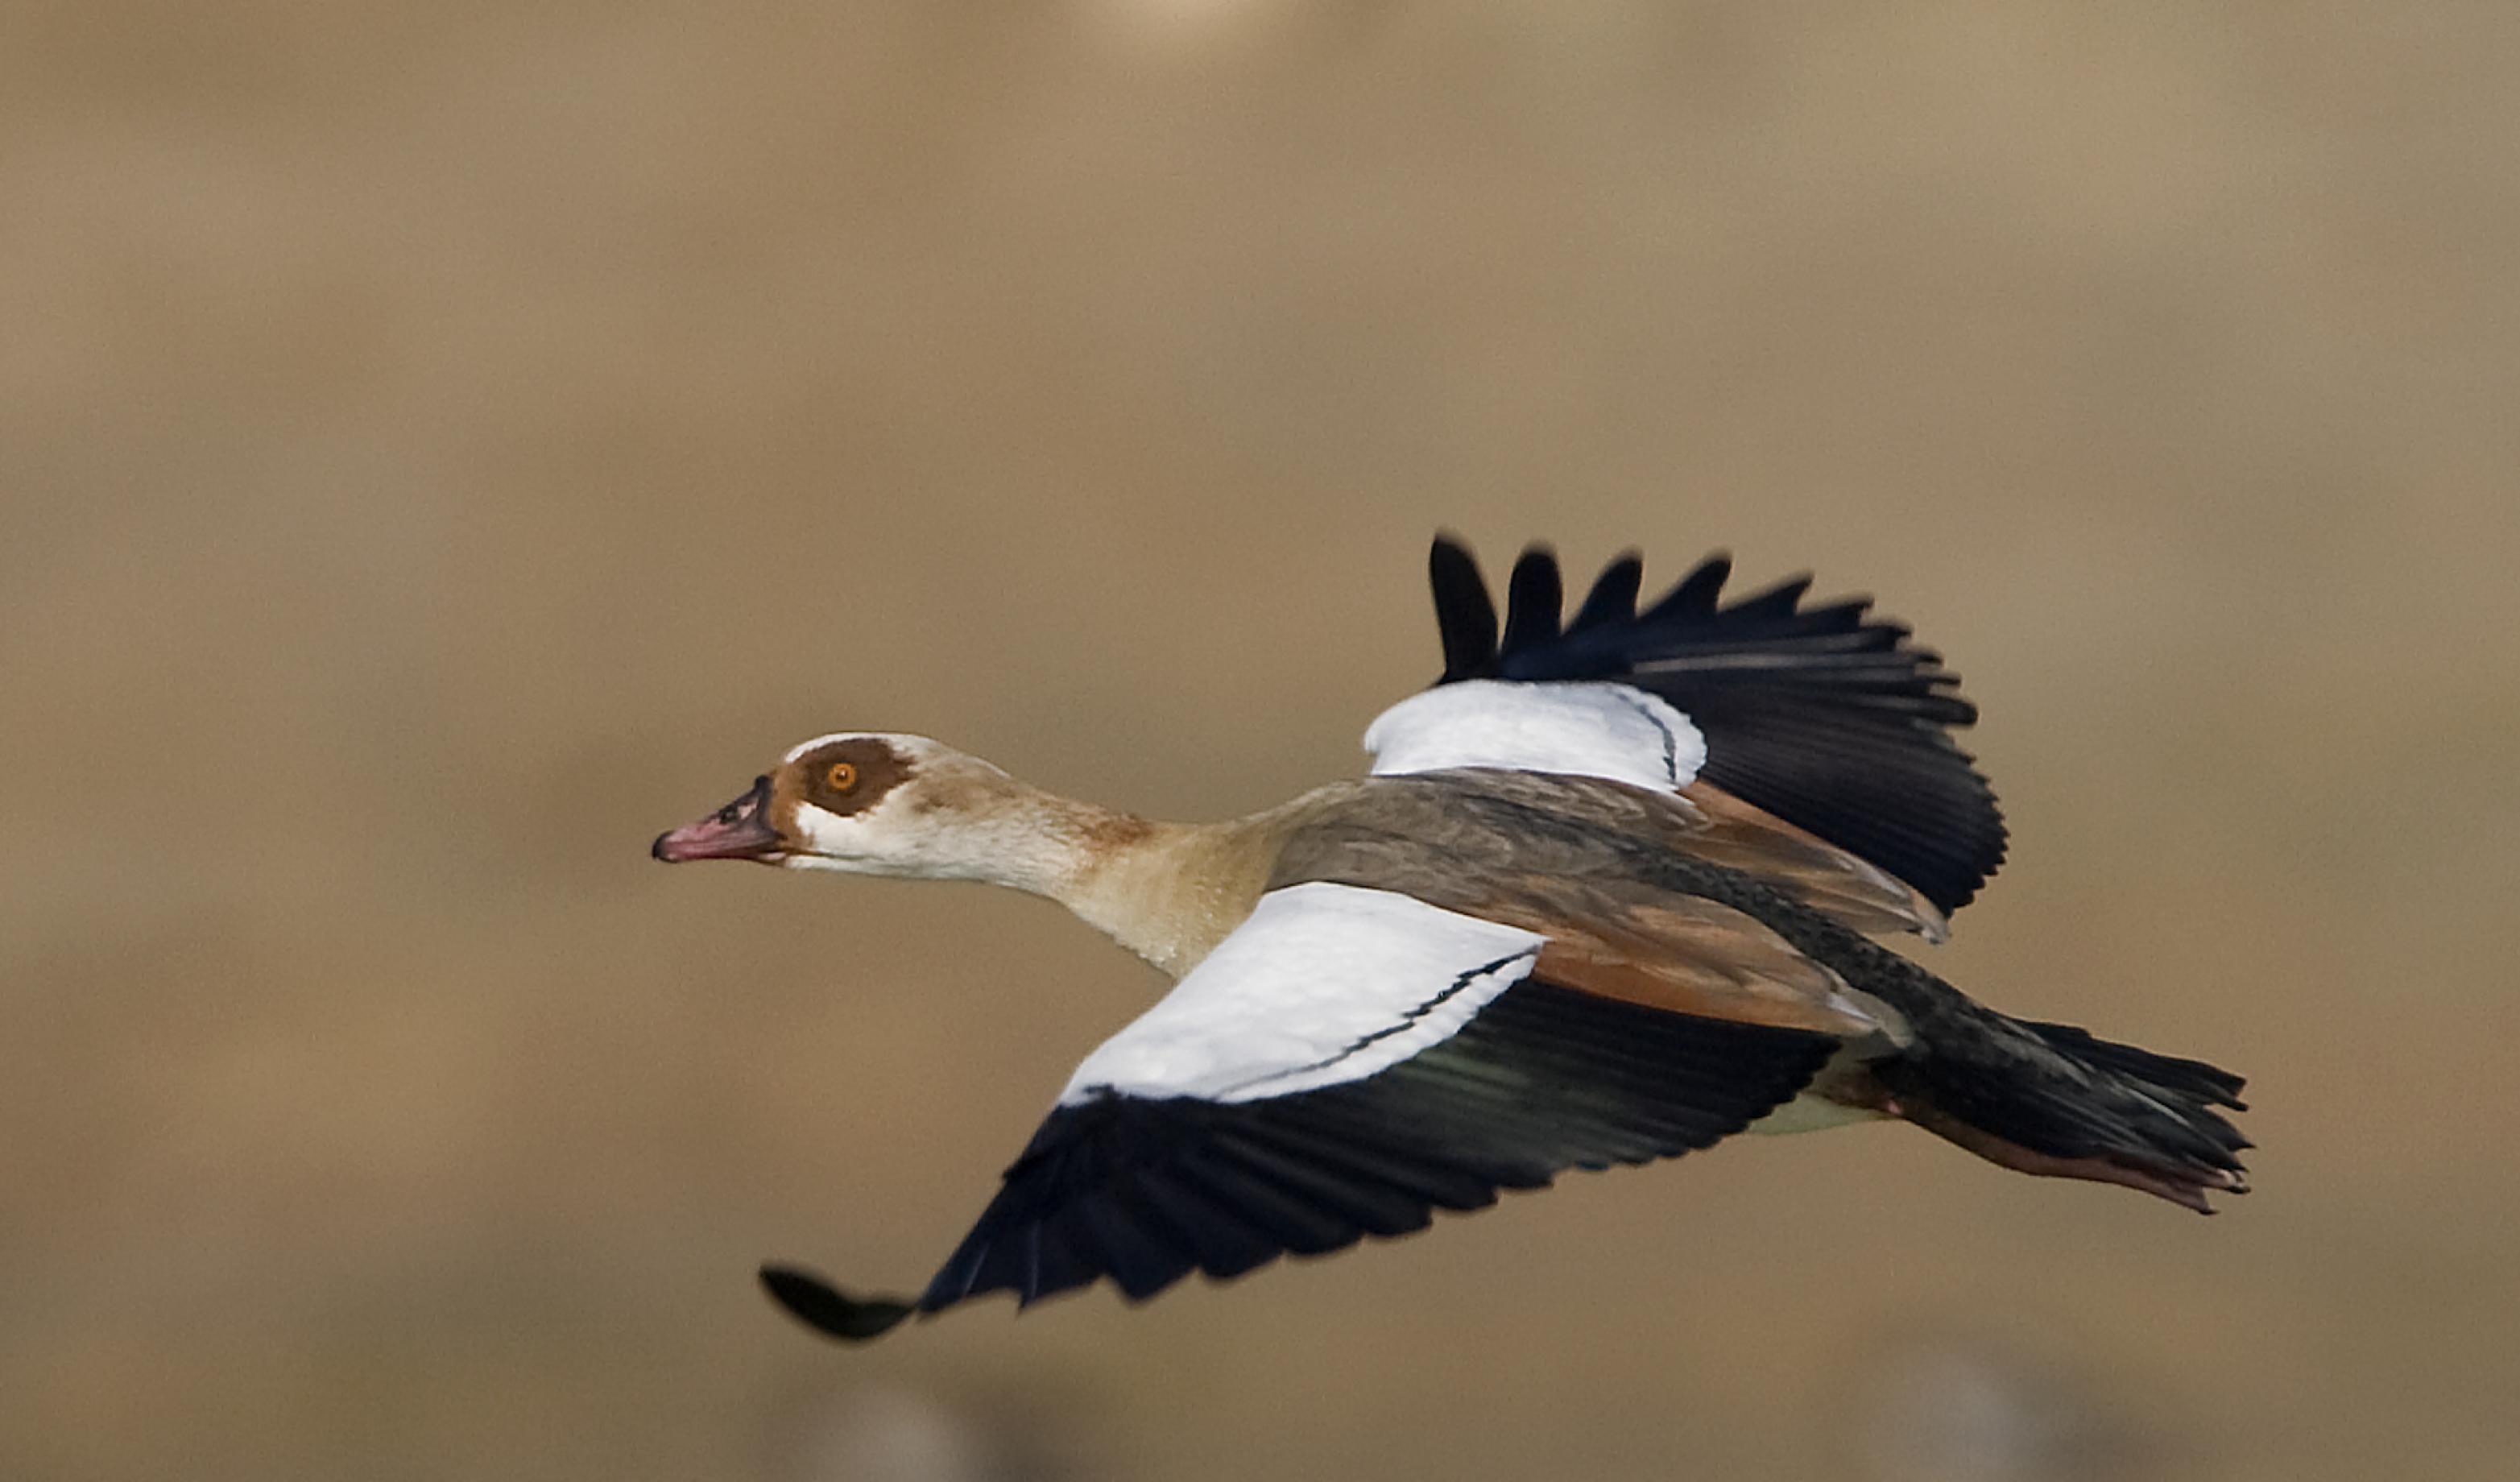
(654, 538, 2249, 1342)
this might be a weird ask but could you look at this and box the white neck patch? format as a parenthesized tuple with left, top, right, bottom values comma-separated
(1361, 679, 1705, 793)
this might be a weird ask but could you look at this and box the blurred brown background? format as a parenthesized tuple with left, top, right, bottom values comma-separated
(6, 3, 2516, 1479)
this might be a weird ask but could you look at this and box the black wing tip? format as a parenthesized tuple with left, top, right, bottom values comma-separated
(1429, 534, 1500, 682)
(1502, 544, 1566, 652)
(1567, 549, 1645, 632)
(1425, 533, 2005, 911)
(1645, 550, 1732, 618)
(759, 1261, 917, 1343)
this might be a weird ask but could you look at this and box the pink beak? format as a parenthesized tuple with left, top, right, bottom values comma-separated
(652, 775, 784, 863)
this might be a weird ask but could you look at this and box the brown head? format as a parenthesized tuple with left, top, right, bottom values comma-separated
(651, 731, 1083, 888)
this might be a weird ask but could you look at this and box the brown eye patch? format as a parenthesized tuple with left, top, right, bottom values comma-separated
(793, 737, 913, 817)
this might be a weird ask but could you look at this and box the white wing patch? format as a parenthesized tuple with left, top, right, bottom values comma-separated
(1058, 881, 1545, 1107)
(1362, 679, 1706, 793)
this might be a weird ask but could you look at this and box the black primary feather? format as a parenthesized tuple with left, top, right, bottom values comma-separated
(758, 1264, 916, 1341)
(1423, 536, 2007, 913)
(1565, 552, 1642, 633)
(1501, 546, 1565, 653)
(1428, 535, 1499, 684)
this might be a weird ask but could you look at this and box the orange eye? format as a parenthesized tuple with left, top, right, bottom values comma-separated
(825, 761, 859, 793)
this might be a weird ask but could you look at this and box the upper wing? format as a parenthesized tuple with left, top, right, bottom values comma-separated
(1674, 780, 1951, 943)
(1356, 713, 1951, 945)
(1405, 536, 2006, 915)
(761, 880, 1840, 1340)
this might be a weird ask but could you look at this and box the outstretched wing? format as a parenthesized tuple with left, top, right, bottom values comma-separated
(1413, 536, 2005, 915)
(763, 881, 1838, 1340)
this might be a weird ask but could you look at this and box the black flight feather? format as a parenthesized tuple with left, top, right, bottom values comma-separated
(743, 539, 2190, 1348)
(1429, 535, 1500, 684)
(758, 1264, 915, 1342)
(1566, 552, 1643, 633)
(1502, 545, 1565, 653)
(764, 983, 1832, 1339)
(1422, 536, 2007, 913)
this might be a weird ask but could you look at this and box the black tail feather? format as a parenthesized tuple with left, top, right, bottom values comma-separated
(1882, 1016, 2252, 1212)
(2024, 1020, 2249, 1114)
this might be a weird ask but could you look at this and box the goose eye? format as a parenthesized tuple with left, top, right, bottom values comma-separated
(825, 761, 859, 793)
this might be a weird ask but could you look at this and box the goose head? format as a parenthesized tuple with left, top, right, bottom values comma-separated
(652, 732, 1107, 890)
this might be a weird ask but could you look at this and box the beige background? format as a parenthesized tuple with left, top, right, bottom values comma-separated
(6, 3, 2516, 1479)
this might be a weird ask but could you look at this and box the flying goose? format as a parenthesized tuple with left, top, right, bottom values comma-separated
(654, 538, 2249, 1342)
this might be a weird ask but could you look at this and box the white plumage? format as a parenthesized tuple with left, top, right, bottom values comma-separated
(1362, 678, 1704, 794)
(1058, 881, 1544, 1105)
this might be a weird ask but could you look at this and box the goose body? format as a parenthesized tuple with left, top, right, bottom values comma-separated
(655, 539, 2249, 1341)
